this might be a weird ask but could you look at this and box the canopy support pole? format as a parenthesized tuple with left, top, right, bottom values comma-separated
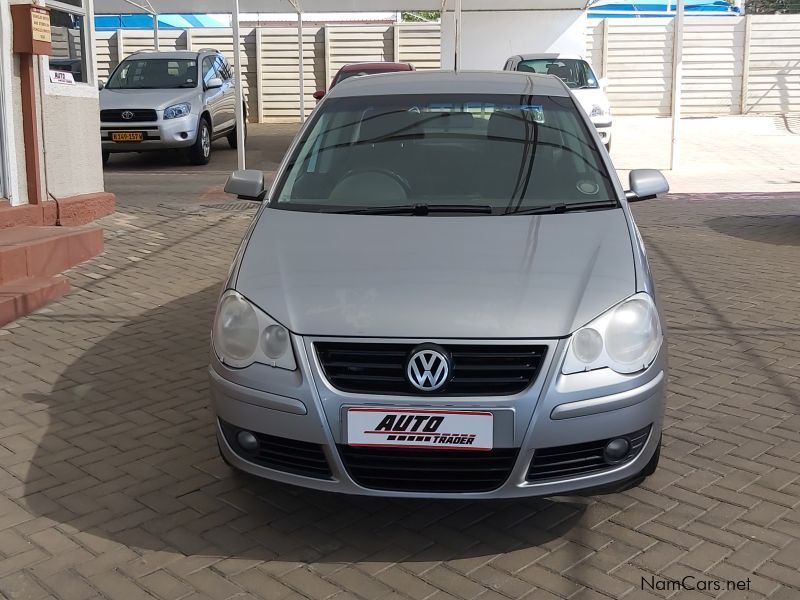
(454, 0, 462, 71)
(297, 9, 305, 123)
(153, 13, 159, 50)
(232, 0, 246, 169)
(669, 0, 684, 169)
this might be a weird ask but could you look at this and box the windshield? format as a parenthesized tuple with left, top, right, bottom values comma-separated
(272, 93, 616, 215)
(106, 58, 198, 90)
(516, 59, 598, 90)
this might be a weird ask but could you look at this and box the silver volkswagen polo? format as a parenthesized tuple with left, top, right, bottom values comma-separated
(211, 71, 669, 498)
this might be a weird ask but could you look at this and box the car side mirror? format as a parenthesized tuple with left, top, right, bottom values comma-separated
(206, 77, 223, 90)
(225, 169, 265, 201)
(598, 77, 609, 89)
(98, 79, 105, 90)
(626, 169, 669, 202)
(313, 90, 325, 101)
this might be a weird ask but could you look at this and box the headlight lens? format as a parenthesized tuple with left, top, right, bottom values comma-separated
(212, 290, 296, 370)
(562, 293, 662, 375)
(164, 102, 191, 119)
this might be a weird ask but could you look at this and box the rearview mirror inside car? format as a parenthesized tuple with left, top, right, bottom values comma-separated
(626, 169, 669, 201)
(313, 90, 326, 101)
(206, 77, 223, 90)
(224, 169, 265, 201)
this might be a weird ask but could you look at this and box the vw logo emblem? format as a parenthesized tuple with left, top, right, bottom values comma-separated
(406, 346, 450, 392)
(121, 111, 135, 120)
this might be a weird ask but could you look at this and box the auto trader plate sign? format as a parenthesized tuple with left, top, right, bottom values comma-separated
(347, 408, 493, 450)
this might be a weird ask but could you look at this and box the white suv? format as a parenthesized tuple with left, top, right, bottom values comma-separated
(99, 49, 246, 165)
(504, 54, 612, 150)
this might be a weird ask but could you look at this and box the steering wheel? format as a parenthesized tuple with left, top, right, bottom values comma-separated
(329, 168, 412, 204)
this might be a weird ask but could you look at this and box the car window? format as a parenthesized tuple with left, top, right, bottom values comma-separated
(516, 59, 598, 90)
(202, 56, 218, 85)
(106, 58, 198, 89)
(272, 93, 615, 214)
(215, 56, 228, 80)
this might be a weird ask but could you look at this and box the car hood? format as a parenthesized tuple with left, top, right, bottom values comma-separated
(99, 88, 197, 111)
(572, 88, 610, 115)
(236, 208, 636, 339)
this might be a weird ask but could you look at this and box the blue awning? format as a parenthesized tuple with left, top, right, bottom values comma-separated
(588, 0, 740, 16)
(95, 14, 230, 30)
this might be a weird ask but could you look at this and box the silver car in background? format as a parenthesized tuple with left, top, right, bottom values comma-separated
(211, 71, 669, 499)
(99, 49, 245, 165)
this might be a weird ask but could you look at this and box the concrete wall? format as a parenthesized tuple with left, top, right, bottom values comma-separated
(41, 85, 105, 199)
(441, 10, 587, 70)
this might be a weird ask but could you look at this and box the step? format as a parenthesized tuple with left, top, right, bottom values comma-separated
(0, 275, 71, 327)
(0, 226, 103, 285)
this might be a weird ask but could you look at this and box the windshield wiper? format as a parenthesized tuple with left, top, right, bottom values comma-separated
(337, 204, 493, 216)
(505, 200, 618, 215)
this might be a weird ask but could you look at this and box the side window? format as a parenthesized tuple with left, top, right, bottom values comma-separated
(215, 56, 228, 80)
(202, 56, 217, 85)
(223, 59, 234, 80)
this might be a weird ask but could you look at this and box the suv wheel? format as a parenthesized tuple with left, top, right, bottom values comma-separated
(227, 119, 247, 149)
(189, 118, 212, 165)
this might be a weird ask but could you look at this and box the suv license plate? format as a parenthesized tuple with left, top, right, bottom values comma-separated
(347, 408, 493, 450)
(111, 132, 143, 142)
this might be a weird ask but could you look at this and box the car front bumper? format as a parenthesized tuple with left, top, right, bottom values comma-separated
(211, 336, 666, 499)
(101, 114, 199, 152)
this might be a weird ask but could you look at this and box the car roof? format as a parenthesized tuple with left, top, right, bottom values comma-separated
(327, 70, 569, 98)
(339, 62, 413, 73)
(515, 53, 587, 61)
(124, 50, 209, 60)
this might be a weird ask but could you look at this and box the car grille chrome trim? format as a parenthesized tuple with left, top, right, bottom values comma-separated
(338, 445, 518, 492)
(315, 341, 547, 396)
(526, 425, 651, 482)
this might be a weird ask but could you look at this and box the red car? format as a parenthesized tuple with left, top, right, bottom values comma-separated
(313, 62, 415, 100)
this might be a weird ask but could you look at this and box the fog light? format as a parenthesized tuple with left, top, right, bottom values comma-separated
(604, 438, 630, 463)
(180, 132, 189, 139)
(237, 430, 259, 451)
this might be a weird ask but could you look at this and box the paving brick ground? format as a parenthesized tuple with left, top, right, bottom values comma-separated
(1, 132, 799, 599)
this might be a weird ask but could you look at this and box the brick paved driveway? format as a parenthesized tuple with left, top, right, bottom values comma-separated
(1, 145, 799, 599)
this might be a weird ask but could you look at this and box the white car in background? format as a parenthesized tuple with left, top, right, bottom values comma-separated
(503, 54, 612, 150)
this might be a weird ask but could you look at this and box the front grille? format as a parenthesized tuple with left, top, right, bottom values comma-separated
(219, 419, 332, 479)
(100, 109, 158, 122)
(316, 342, 547, 396)
(339, 446, 518, 492)
(527, 425, 651, 482)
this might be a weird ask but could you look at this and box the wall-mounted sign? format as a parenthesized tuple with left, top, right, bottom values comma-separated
(31, 8, 51, 43)
(49, 70, 75, 85)
(10, 4, 53, 55)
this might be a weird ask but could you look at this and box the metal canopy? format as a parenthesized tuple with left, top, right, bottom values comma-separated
(96, 0, 590, 14)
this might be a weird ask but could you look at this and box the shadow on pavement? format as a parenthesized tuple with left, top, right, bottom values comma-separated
(23, 285, 585, 562)
(705, 214, 800, 246)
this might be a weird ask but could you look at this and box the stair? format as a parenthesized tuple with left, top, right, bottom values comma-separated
(0, 226, 103, 326)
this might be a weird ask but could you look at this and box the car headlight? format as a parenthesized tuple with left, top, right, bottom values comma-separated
(562, 293, 662, 375)
(212, 290, 297, 370)
(164, 102, 191, 120)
